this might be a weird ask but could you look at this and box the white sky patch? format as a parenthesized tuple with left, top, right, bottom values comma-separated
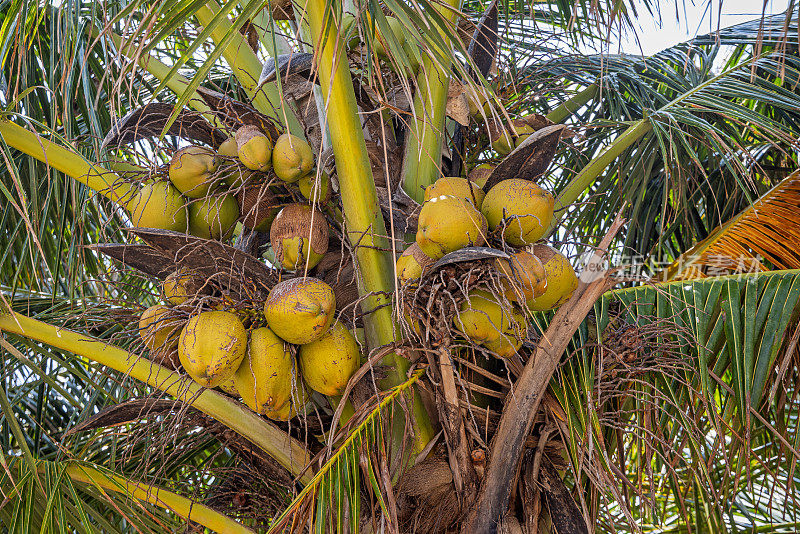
(617, 0, 791, 56)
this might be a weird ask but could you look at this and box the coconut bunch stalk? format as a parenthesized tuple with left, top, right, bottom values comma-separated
(297, 0, 435, 450)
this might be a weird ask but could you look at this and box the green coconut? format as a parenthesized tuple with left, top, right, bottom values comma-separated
(272, 133, 314, 183)
(298, 171, 331, 203)
(129, 181, 189, 232)
(188, 194, 240, 240)
(217, 137, 239, 158)
(168, 146, 219, 198)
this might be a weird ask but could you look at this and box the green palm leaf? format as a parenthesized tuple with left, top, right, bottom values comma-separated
(549, 270, 800, 529)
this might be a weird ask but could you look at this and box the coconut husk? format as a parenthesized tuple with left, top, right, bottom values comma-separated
(396, 450, 475, 533)
(101, 103, 228, 150)
(312, 249, 360, 313)
(127, 228, 278, 299)
(238, 182, 285, 230)
(195, 86, 281, 139)
(269, 204, 330, 268)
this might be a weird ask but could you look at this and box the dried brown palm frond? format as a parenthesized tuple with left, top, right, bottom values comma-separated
(664, 170, 800, 280)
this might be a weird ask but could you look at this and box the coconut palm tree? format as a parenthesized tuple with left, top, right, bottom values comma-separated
(1, 1, 800, 532)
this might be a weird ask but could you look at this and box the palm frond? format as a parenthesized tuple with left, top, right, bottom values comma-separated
(664, 169, 800, 280)
(548, 269, 800, 530)
(267, 368, 425, 533)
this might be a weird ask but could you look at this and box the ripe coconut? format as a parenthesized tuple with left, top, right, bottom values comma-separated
(139, 305, 181, 353)
(234, 326, 296, 414)
(416, 195, 487, 260)
(453, 289, 526, 358)
(238, 184, 280, 232)
(217, 377, 239, 396)
(424, 177, 485, 209)
(178, 310, 247, 387)
(236, 125, 273, 172)
(169, 146, 218, 198)
(265, 379, 310, 421)
(468, 164, 494, 189)
(264, 277, 336, 344)
(396, 243, 434, 284)
(188, 194, 240, 240)
(129, 181, 188, 232)
(481, 179, 554, 246)
(217, 137, 238, 158)
(299, 321, 361, 396)
(495, 251, 547, 306)
(272, 133, 314, 183)
(298, 171, 331, 203)
(530, 244, 578, 311)
(270, 203, 329, 270)
(162, 269, 202, 305)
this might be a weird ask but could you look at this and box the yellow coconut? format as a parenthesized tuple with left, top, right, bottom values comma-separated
(139, 305, 181, 353)
(416, 195, 487, 260)
(270, 203, 329, 270)
(298, 171, 331, 203)
(396, 243, 434, 284)
(217, 137, 239, 158)
(481, 179, 555, 246)
(264, 277, 336, 344)
(272, 133, 314, 183)
(530, 244, 578, 311)
(467, 85, 494, 117)
(424, 177, 485, 209)
(162, 269, 201, 305)
(234, 326, 295, 414)
(168, 146, 218, 198)
(468, 164, 494, 189)
(236, 125, 273, 172)
(483, 328, 525, 358)
(178, 311, 247, 387)
(265, 379, 310, 421)
(188, 194, 240, 240)
(217, 377, 239, 396)
(453, 289, 526, 357)
(495, 251, 547, 306)
(129, 181, 189, 232)
(299, 321, 361, 396)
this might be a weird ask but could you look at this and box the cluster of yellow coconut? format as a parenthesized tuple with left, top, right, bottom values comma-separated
(138, 275, 360, 421)
(127, 125, 327, 246)
(396, 175, 578, 358)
